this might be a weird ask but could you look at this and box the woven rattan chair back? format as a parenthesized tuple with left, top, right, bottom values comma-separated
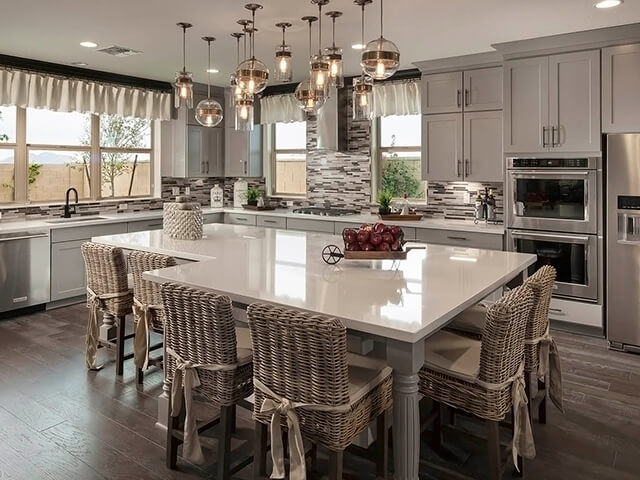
(161, 283, 252, 406)
(523, 266, 557, 372)
(81, 242, 132, 316)
(478, 284, 534, 385)
(128, 251, 176, 331)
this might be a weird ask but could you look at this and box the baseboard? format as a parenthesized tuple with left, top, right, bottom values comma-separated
(46, 296, 85, 310)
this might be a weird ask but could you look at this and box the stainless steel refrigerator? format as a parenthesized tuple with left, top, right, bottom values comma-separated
(607, 133, 640, 353)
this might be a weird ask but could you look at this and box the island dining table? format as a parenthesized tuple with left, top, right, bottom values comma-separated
(92, 222, 536, 480)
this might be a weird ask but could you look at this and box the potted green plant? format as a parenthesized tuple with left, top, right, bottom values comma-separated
(245, 185, 261, 206)
(377, 190, 393, 215)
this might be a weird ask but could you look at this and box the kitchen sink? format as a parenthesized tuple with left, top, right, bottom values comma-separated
(45, 216, 107, 224)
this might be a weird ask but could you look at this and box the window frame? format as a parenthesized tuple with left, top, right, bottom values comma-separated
(371, 114, 426, 204)
(0, 107, 155, 205)
(266, 121, 307, 199)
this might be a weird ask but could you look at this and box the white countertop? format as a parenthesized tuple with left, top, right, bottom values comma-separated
(93, 223, 533, 343)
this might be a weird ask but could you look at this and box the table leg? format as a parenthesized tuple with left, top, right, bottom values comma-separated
(386, 339, 425, 480)
(99, 312, 117, 343)
(156, 329, 170, 429)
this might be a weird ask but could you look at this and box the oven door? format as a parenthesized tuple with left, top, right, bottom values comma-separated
(507, 230, 598, 301)
(507, 170, 597, 233)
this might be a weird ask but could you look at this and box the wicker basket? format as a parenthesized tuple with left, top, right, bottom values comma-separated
(163, 201, 203, 240)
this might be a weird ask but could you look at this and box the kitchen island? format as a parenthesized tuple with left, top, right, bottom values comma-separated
(93, 223, 536, 480)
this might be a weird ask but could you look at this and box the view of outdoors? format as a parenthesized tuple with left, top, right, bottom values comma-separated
(0, 106, 151, 203)
(274, 121, 306, 196)
(379, 114, 425, 200)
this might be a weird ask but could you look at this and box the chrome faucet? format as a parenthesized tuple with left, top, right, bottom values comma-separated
(64, 187, 78, 218)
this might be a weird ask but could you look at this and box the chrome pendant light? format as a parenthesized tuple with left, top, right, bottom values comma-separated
(275, 22, 293, 82)
(361, 0, 400, 80)
(353, 0, 374, 120)
(235, 94, 254, 131)
(196, 37, 223, 127)
(174, 22, 194, 109)
(235, 3, 269, 95)
(324, 10, 344, 88)
(309, 0, 330, 92)
(229, 31, 245, 100)
(295, 16, 327, 113)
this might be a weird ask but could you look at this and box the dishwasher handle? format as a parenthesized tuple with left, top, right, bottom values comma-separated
(0, 233, 49, 242)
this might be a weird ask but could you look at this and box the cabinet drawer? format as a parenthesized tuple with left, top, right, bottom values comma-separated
(415, 228, 503, 250)
(203, 213, 223, 224)
(50, 239, 87, 301)
(224, 213, 257, 226)
(127, 218, 164, 233)
(257, 216, 287, 229)
(549, 298, 602, 329)
(51, 222, 128, 243)
(286, 218, 335, 234)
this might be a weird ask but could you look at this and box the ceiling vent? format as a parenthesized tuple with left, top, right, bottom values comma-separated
(97, 45, 142, 57)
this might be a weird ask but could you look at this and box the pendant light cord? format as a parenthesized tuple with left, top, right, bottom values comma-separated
(251, 10, 256, 59)
(308, 20, 312, 58)
(361, 3, 365, 46)
(318, 4, 323, 56)
(206, 39, 211, 98)
(182, 26, 187, 72)
(380, 0, 384, 37)
(332, 16, 336, 49)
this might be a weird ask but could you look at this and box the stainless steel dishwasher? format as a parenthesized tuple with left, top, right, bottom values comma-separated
(0, 231, 51, 313)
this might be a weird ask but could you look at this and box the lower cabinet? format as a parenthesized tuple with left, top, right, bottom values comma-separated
(127, 218, 164, 232)
(224, 212, 257, 226)
(286, 218, 335, 233)
(203, 213, 224, 224)
(415, 228, 503, 250)
(256, 215, 287, 229)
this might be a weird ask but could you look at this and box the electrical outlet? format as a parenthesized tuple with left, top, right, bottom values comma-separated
(286, 200, 294, 207)
(172, 187, 180, 196)
(119, 203, 128, 211)
(463, 192, 471, 204)
(185, 186, 191, 195)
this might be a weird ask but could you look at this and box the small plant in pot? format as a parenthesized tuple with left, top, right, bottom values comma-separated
(377, 190, 393, 215)
(245, 185, 261, 206)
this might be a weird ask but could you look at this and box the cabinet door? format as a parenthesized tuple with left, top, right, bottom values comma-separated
(464, 111, 503, 182)
(421, 113, 463, 181)
(207, 128, 224, 176)
(51, 239, 87, 301)
(603, 44, 640, 133)
(463, 67, 503, 111)
(224, 128, 249, 177)
(549, 50, 600, 153)
(504, 57, 549, 153)
(128, 219, 163, 232)
(187, 126, 205, 177)
(421, 72, 463, 114)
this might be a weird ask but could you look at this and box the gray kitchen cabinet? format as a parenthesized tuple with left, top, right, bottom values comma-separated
(415, 228, 503, 250)
(421, 113, 464, 181)
(463, 67, 503, 112)
(286, 218, 335, 234)
(186, 125, 223, 177)
(504, 56, 549, 153)
(203, 213, 224, 224)
(224, 88, 263, 178)
(602, 44, 640, 133)
(127, 218, 163, 233)
(224, 212, 257, 226)
(464, 111, 503, 182)
(256, 215, 287, 229)
(421, 72, 463, 114)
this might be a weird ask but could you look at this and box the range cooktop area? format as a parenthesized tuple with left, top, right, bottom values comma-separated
(292, 207, 360, 217)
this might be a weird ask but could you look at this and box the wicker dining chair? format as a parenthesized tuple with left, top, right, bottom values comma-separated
(161, 282, 253, 479)
(81, 242, 134, 376)
(446, 266, 562, 421)
(247, 303, 393, 480)
(128, 251, 177, 384)
(419, 284, 535, 480)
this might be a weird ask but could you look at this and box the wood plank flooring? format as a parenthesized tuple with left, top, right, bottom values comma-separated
(0, 304, 639, 479)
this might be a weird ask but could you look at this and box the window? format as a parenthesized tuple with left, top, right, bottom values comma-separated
(374, 114, 425, 201)
(0, 106, 154, 204)
(269, 121, 306, 197)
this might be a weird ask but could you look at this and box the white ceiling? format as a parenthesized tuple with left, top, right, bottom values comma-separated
(1, 0, 639, 87)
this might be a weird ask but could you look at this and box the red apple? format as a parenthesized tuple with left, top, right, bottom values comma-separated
(382, 232, 394, 244)
(390, 225, 403, 237)
(343, 228, 356, 240)
(378, 242, 391, 251)
(346, 241, 360, 251)
(344, 230, 357, 244)
(373, 222, 386, 234)
(357, 229, 370, 244)
(361, 242, 375, 251)
(391, 240, 401, 251)
(370, 232, 383, 246)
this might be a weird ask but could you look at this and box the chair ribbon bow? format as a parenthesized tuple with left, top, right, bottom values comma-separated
(530, 327, 564, 413)
(166, 347, 240, 465)
(85, 287, 131, 370)
(132, 298, 162, 371)
(253, 378, 351, 480)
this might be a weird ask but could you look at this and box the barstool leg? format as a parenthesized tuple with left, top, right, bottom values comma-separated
(486, 420, 502, 480)
(376, 412, 389, 479)
(217, 405, 233, 480)
(253, 421, 268, 479)
(328, 450, 343, 480)
(538, 377, 547, 424)
(115, 315, 125, 377)
(166, 403, 180, 469)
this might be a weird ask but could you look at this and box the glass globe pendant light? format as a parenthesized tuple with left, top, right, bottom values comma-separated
(174, 22, 194, 109)
(195, 37, 223, 127)
(309, 0, 331, 93)
(229, 31, 245, 100)
(353, 0, 374, 120)
(361, 0, 400, 80)
(275, 22, 293, 82)
(324, 10, 344, 88)
(235, 4, 269, 95)
(235, 94, 254, 131)
(295, 16, 327, 114)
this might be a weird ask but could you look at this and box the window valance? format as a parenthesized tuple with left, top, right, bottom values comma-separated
(372, 79, 421, 117)
(260, 93, 305, 124)
(0, 68, 171, 121)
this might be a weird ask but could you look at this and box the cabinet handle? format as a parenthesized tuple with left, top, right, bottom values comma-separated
(263, 220, 277, 224)
(542, 126, 548, 148)
(457, 159, 462, 177)
(465, 159, 470, 176)
(457, 89, 462, 108)
(552, 126, 559, 147)
(447, 236, 468, 241)
(464, 89, 470, 107)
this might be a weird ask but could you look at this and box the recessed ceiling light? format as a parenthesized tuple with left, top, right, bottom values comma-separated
(352, 43, 365, 50)
(71, 62, 88, 67)
(595, 0, 623, 8)
(206, 68, 219, 73)
(80, 41, 98, 48)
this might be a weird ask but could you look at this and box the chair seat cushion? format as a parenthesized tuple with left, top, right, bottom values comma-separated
(424, 330, 481, 383)
(346, 353, 392, 405)
(235, 326, 253, 364)
(447, 305, 487, 336)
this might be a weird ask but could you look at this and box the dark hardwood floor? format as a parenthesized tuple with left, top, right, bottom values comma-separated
(0, 304, 639, 479)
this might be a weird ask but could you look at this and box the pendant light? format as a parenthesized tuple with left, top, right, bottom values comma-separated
(353, 0, 374, 120)
(174, 22, 194, 109)
(229, 31, 245, 100)
(295, 16, 327, 113)
(324, 10, 344, 88)
(309, 0, 330, 93)
(235, 25, 256, 131)
(195, 37, 223, 127)
(361, 0, 400, 80)
(235, 3, 269, 95)
(275, 22, 293, 82)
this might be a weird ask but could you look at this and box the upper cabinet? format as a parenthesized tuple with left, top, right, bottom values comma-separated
(602, 44, 640, 133)
(422, 68, 503, 114)
(464, 111, 503, 182)
(504, 50, 600, 154)
(463, 67, 503, 112)
(224, 88, 263, 178)
(421, 72, 463, 114)
(422, 113, 464, 181)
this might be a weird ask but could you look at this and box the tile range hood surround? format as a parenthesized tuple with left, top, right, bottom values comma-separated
(313, 86, 349, 152)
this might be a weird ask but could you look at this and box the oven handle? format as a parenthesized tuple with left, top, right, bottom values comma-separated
(510, 230, 590, 244)
(509, 170, 591, 177)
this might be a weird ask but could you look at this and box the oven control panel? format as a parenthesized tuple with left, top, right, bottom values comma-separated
(510, 158, 589, 168)
(618, 196, 640, 210)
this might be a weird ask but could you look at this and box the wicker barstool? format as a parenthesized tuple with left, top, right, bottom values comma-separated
(128, 251, 177, 384)
(161, 282, 253, 479)
(247, 303, 393, 480)
(418, 284, 536, 480)
(447, 266, 563, 421)
(81, 242, 134, 376)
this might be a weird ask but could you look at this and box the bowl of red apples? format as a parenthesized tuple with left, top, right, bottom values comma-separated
(341, 223, 406, 259)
